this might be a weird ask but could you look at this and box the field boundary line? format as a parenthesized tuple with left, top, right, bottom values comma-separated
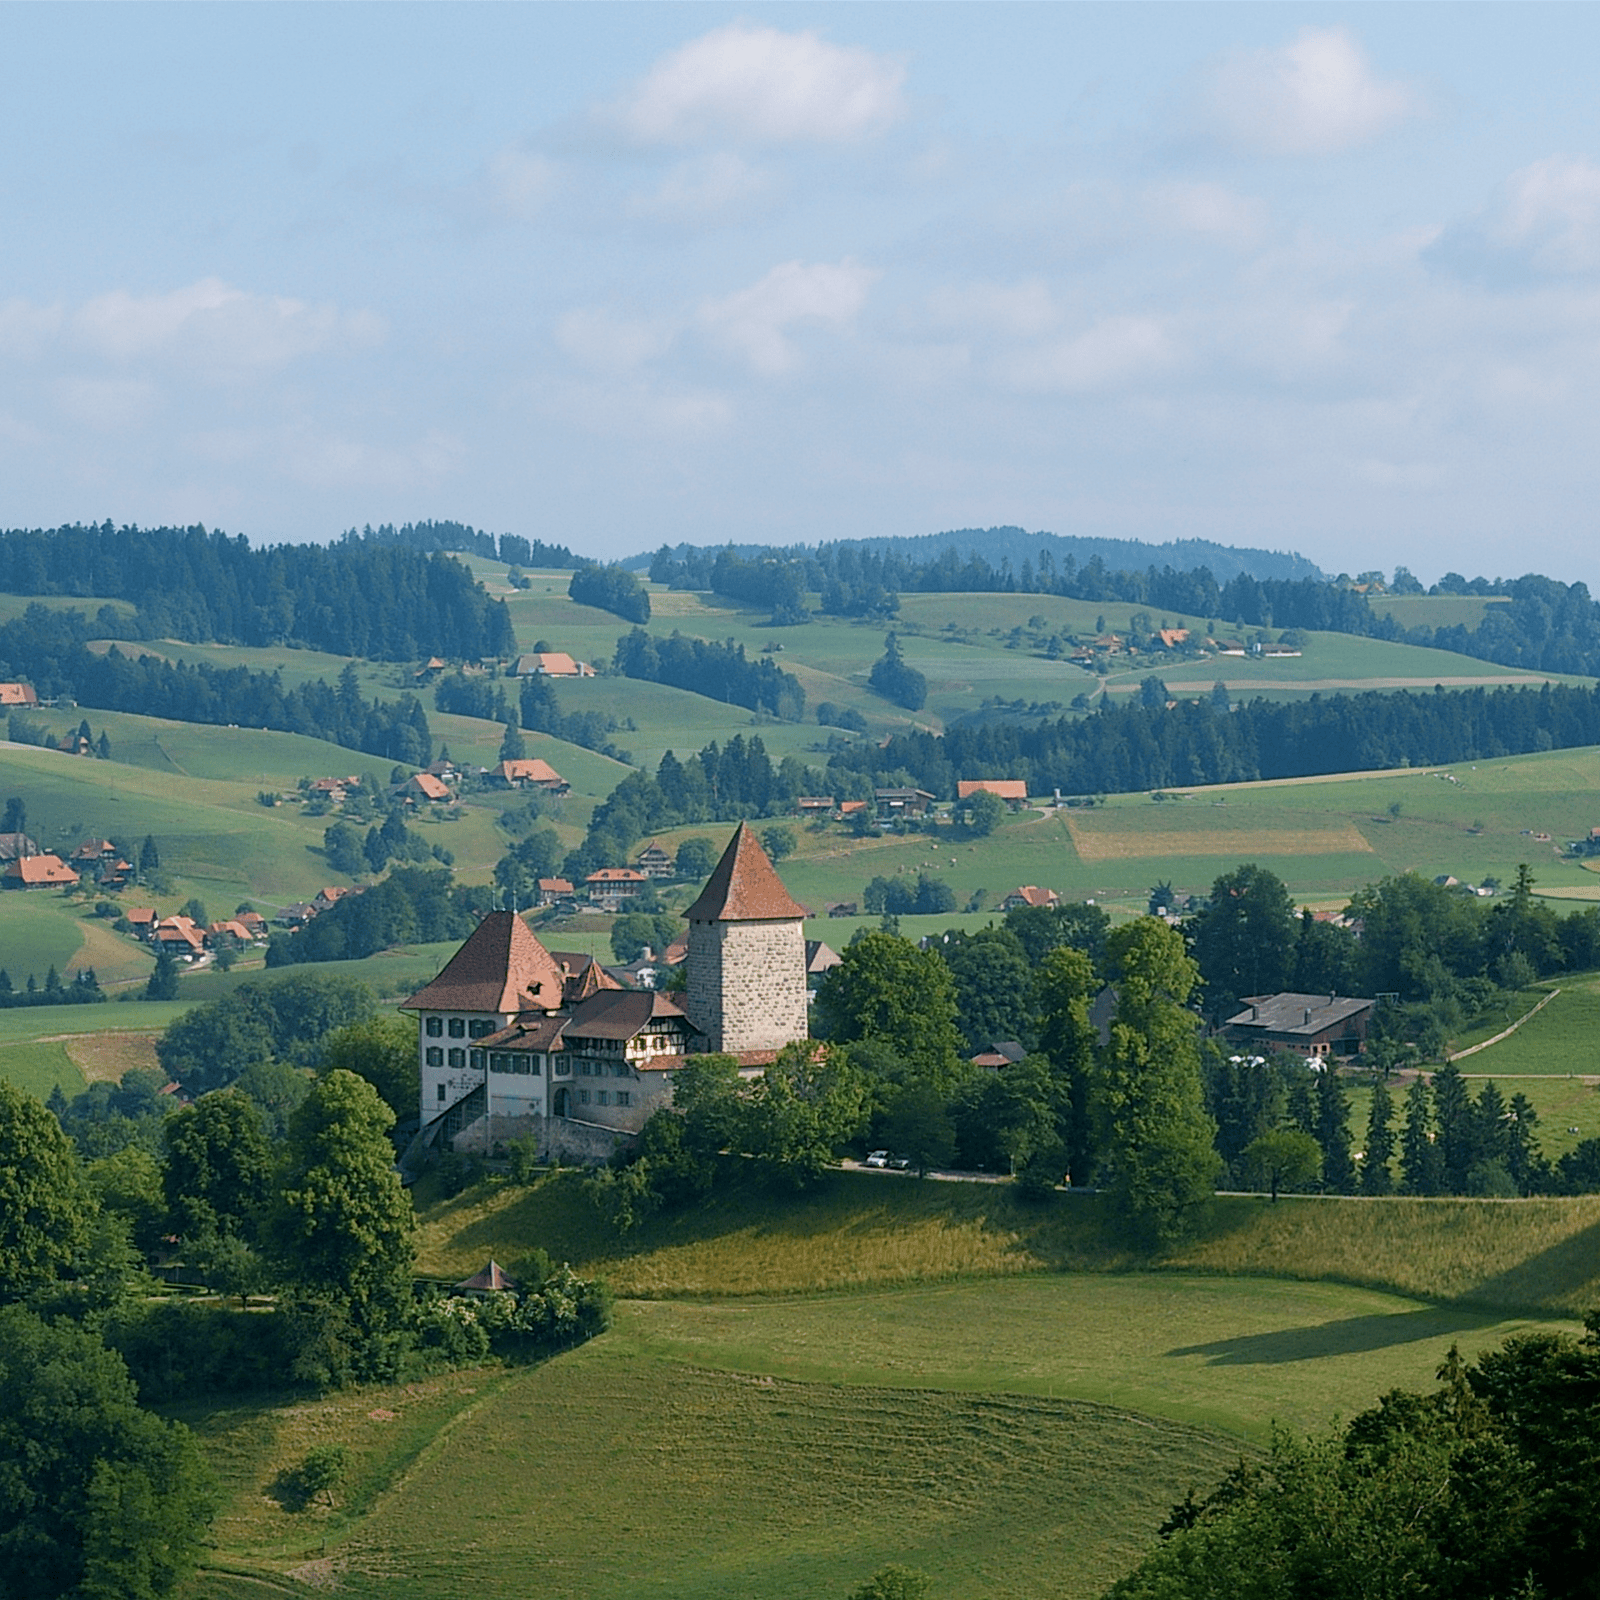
(1449, 989, 1560, 1061)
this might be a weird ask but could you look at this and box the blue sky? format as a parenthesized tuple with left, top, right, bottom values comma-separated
(5, 4, 1600, 585)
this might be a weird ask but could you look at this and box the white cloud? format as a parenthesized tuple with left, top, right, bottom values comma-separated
(284, 427, 465, 491)
(1203, 27, 1415, 156)
(999, 316, 1174, 394)
(1146, 182, 1269, 245)
(73, 278, 383, 374)
(698, 259, 878, 375)
(53, 376, 159, 432)
(484, 147, 561, 221)
(628, 153, 772, 224)
(554, 307, 676, 373)
(610, 23, 905, 146)
(1495, 158, 1600, 271)
(0, 299, 64, 358)
(926, 279, 1060, 339)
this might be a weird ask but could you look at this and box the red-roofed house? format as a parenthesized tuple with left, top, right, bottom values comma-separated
(495, 758, 569, 794)
(3, 854, 79, 890)
(0, 683, 38, 706)
(1002, 885, 1060, 911)
(407, 772, 451, 802)
(513, 652, 592, 678)
(536, 877, 574, 906)
(957, 779, 1028, 809)
(585, 868, 646, 909)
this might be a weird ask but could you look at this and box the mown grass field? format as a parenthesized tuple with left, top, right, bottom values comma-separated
(179, 1170, 1594, 1600)
(179, 1350, 1240, 1600)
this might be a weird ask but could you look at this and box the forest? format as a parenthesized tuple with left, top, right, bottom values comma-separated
(824, 680, 1600, 797)
(613, 627, 806, 720)
(0, 606, 433, 764)
(0, 522, 515, 660)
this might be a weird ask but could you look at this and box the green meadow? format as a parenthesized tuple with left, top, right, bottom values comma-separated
(178, 1170, 1597, 1599)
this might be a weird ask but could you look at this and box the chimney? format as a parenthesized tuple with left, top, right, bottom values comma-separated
(1304, 1008, 1313, 1026)
(1250, 1005, 1258, 1020)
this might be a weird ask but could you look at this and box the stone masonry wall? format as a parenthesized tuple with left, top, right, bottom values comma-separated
(687, 917, 807, 1053)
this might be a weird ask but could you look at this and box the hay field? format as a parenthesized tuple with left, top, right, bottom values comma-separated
(1063, 816, 1373, 863)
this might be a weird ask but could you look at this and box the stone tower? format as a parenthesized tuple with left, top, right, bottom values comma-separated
(682, 823, 809, 1055)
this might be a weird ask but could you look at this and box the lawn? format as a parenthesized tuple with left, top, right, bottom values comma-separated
(179, 1351, 1239, 1600)
(610, 1274, 1572, 1441)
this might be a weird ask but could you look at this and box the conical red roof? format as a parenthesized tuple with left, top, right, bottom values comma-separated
(400, 911, 566, 1014)
(683, 823, 806, 922)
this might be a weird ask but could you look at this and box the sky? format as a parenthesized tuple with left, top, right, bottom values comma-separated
(4, 4, 1600, 587)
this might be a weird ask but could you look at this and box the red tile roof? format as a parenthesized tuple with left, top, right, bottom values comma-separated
(683, 824, 806, 923)
(5, 854, 79, 887)
(454, 1259, 517, 1293)
(957, 779, 1027, 801)
(400, 911, 567, 1014)
(410, 772, 450, 800)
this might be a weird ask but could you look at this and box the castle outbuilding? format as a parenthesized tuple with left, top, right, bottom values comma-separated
(402, 822, 810, 1164)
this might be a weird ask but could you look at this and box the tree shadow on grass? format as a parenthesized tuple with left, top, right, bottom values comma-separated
(1166, 1306, 1507, 1367)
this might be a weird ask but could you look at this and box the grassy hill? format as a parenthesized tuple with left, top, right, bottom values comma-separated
(175, 1170, 1594, 1599)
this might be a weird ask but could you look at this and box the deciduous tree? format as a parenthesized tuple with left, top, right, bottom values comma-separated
(0, 1080, 92, 1302)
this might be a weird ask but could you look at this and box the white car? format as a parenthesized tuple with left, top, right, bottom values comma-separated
(864, 1150, 890, 1168)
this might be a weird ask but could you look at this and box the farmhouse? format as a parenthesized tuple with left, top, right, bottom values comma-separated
(406, 772, 451, 802)
(1002, 885, 1059, 910)
(875, 787, 936, 818)
(958, 779, 1028, 810)
(3, 854, 79, 890)
(634, 842, 675, 879)
(585, 868, 647, 909)
(495, 758, 569, 794)
(0, 833, 39, 862)
(513, 651, 592, 678)
(536, 876, 574, 906)
(0, 683, 38, 706)
(1223, 992, 1377, 1058)
(404, 823, 809, 1162)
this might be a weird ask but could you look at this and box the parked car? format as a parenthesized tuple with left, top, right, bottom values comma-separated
(888, 1155, 911, 1171)
(864, 1150, 889, 1168)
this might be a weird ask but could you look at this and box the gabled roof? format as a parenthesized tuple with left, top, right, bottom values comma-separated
(400, 911, 567, 1014)
(958, 780, 1027, 800)
(683, 823, 806, 923)
(550, 950, 623, 1002)
(410, 772, 450, 800)
(564, 988, 697, 1041)
(6, 854, 79, 885)
(497, 758, 565, 785)
(1225, 993, 1375, 1037)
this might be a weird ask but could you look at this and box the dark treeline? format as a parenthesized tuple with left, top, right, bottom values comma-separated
(568, 563, 650, 623)
(613, 628, 806, 720)
(0, 607, 433, 765)
(823, 682, 1600, 798)
(564, 736, 822, 879)
(0, 967, 103, 1007)
(433, 669, 628, 760)
(267, 867, 490, 967)
(0, 522, 515, 660)
(351, 519, 580, 570)
(648, 534, 1600, 682)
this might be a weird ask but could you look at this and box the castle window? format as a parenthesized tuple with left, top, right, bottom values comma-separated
(447, 1018, 465, 1039)
(617, 1091, 630, 1107)
(425, 1017, 443, 1038)
(426, 1048, 443, 1068)
(514, 1054, 534, 1075)
(579, 1059, 591, 1076)
(490, 1053, 508, 1073)
(437, 1083, 446, 1103)
(554, 1056, 570, 1077)
(470, 1050, 484, 1070)
(578, 1089, 590, 1105)
(448, 1049, 465, 1069)
(596, 1090, 609, 1107)
(469, 1020, 494, 1039)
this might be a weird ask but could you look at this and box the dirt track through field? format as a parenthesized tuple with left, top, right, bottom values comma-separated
(1065, 819, 1374, 862)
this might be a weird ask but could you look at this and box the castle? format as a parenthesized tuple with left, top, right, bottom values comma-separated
(402, 823, 809, 1162)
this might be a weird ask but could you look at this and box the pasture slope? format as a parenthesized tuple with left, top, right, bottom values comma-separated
(177, 1173, 1597, 1600)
